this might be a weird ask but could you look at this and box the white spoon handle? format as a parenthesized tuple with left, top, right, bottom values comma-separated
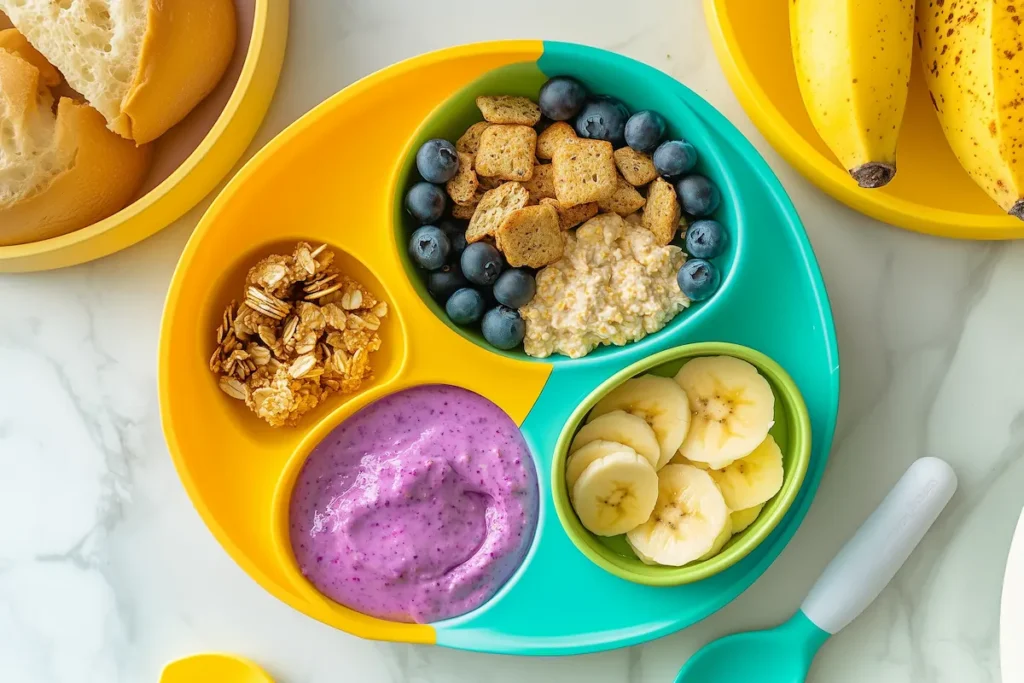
(800, 457, 957, 635)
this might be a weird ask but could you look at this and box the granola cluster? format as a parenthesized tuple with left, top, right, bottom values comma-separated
(210, 242, 387, 427)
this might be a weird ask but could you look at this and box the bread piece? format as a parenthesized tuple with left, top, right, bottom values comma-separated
(0, 0, 237, 144)
(476, 96, 541, 125)
(537, 121, 576, 160)
(642, 178, 682, 245)
(521, 163, 556, 203)
(456, 121, 490, 156)
(446, 152, 480, 205)
(614, 147, 658, 186)
(598, 175, 647, 216)
(0, 33, 151, 245)
(540, 198, 599, 230)
(552, 138, 617, 207)
(496, 204, 564, 268)
(475, 124, 537, 181)
(466, 181, 530, 243)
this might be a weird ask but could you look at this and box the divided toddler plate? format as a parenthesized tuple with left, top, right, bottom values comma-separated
(0, 0, 288, 273)
(705, 0, 1024, 240)
(158, 41, 840, 655)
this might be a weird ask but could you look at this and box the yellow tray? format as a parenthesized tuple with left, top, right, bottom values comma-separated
(0, 0, 289, 273)
(705, 0, 1024, 240)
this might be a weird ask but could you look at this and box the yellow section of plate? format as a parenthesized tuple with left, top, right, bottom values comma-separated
(159, 41, 549, 644)
(0, 0, 289, 272)
(705, 0, 1024, 240)
(160, 654, 274, 683)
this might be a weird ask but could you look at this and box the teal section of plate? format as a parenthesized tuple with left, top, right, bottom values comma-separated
(432, 42, 839, 655)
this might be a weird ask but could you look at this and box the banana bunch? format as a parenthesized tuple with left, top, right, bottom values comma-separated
(566, 357, 785, 567)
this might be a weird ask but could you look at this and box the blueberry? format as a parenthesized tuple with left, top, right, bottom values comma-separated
(539, 76, 587, 121)
(676, 175, 721, 217)
(482, 306, 526, 350)
(461, 242, 504, 286)
(653, 140, 697, 178)
(439, 219, 468, 261)
(575, 96, 630, 145)
(427, 266, 468, 304)
(677, 259, 721, 301)
(406, 182, 446, 223)
(685, 220, 727, 259)
(416, 139, 459, 183)
(493, 269, 536, 308)
(408, 225, 450, 270)
(446, 288, 486, 325)
(624, 110, 667, 153)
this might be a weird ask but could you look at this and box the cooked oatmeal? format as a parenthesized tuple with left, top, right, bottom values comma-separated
(520, 213, 689, 359)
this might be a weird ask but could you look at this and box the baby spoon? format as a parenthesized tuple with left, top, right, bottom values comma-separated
(159, 653, 274, 683)
(674, 456, 957, 683)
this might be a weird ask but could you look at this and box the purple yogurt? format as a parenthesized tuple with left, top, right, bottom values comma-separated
(288, 384, 539, 624)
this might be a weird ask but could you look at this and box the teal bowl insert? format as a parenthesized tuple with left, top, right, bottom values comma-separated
(552, 342, 811, 587)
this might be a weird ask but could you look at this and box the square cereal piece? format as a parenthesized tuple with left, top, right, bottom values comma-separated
(540, 198, 599, 230)
(478, 174, 503, 190)
(476, 95, 542, 126)
(537, 121, 576, 160)
(552, 138, 617, 207)
(598, 175, 647, 216)
(446, 152, 480, 206)
(466, 181, 530, 243)
(475, 124, 537, 181)
(521, 163, 556, 203)
(614, 147, 659, 186)
(456, 122, 490, 156)
(642, 178, 682, 245)
(453, 202, 478, 220)
(496, 204, 564, 268)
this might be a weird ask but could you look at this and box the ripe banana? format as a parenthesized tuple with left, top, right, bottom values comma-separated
(566, 440, 637, 490)
(571, 451, 659, 536)
(791, 0, 914, 188)
(730, 504, 764, 534)
(708, 435, 785, 511)
(571, 410, 661, 469)
(916, 0, 1024, 218)
(590, 375, 691, 469)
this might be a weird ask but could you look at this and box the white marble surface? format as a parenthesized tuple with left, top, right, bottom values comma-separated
(0, 1, 1019, 681)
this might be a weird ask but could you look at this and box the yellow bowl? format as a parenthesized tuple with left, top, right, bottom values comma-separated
(0, 0, 289, 273)
(705, 0, 1024, 240)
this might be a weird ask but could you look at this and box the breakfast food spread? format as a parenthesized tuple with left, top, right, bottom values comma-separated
(521, 213, 688, 359)
(210, 242, 387, 427)
(565, 356, 784, 567)
(403, 76, 730, 357)
(288, 385, 538, 624)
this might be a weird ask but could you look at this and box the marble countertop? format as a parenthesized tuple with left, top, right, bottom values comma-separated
(1, 1, 1019, 681)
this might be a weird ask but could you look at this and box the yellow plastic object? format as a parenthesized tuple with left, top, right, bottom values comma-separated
(160, 653, 274, 683)
(705, 0, 1024, 239)
(159, 41, 549, 644)
(0, 0, 289, 272)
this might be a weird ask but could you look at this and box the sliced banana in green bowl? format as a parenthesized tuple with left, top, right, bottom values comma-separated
(552, 342, 811, 587)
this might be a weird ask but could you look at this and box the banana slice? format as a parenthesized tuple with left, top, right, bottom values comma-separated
(730, 504, 764, 534)
(670, 454, 735, 471)
(626, 464, 730, 566)
(590, 375, 690, 469)
(708, 435, 784, 511)
(627, 536, 658, 566)
(571, 410, 660, 469)
(674, 356, 775, 467)
(565, 440, 638, 490)
(699, 515, 734, 560)
(571, 451, 659, 537)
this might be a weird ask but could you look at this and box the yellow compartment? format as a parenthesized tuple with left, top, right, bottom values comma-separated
(160, 42, 551, 643)
(0, 0, 289, 272)
(705, 0, 1024, 239)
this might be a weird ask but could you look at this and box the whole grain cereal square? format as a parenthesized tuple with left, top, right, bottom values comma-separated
(466, 181, 530, 243)
(453, 202, 478, 219)
(522, 163, 556, 203)
(614, 147, 659, 186)
(478, 174, 503, 190)
(456, 121, 490, 156)
(536, 121, 576, 160)
(642, 177, 682, 245)
(540, 198, 599, 230)
(446, 152, 480, 205)
(496, 204, 564, 268)
(598, 175, 647, 216)
(475, 125, 537, 181)
(476, 95, 542, 126)
(552, 138, 617, 207)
